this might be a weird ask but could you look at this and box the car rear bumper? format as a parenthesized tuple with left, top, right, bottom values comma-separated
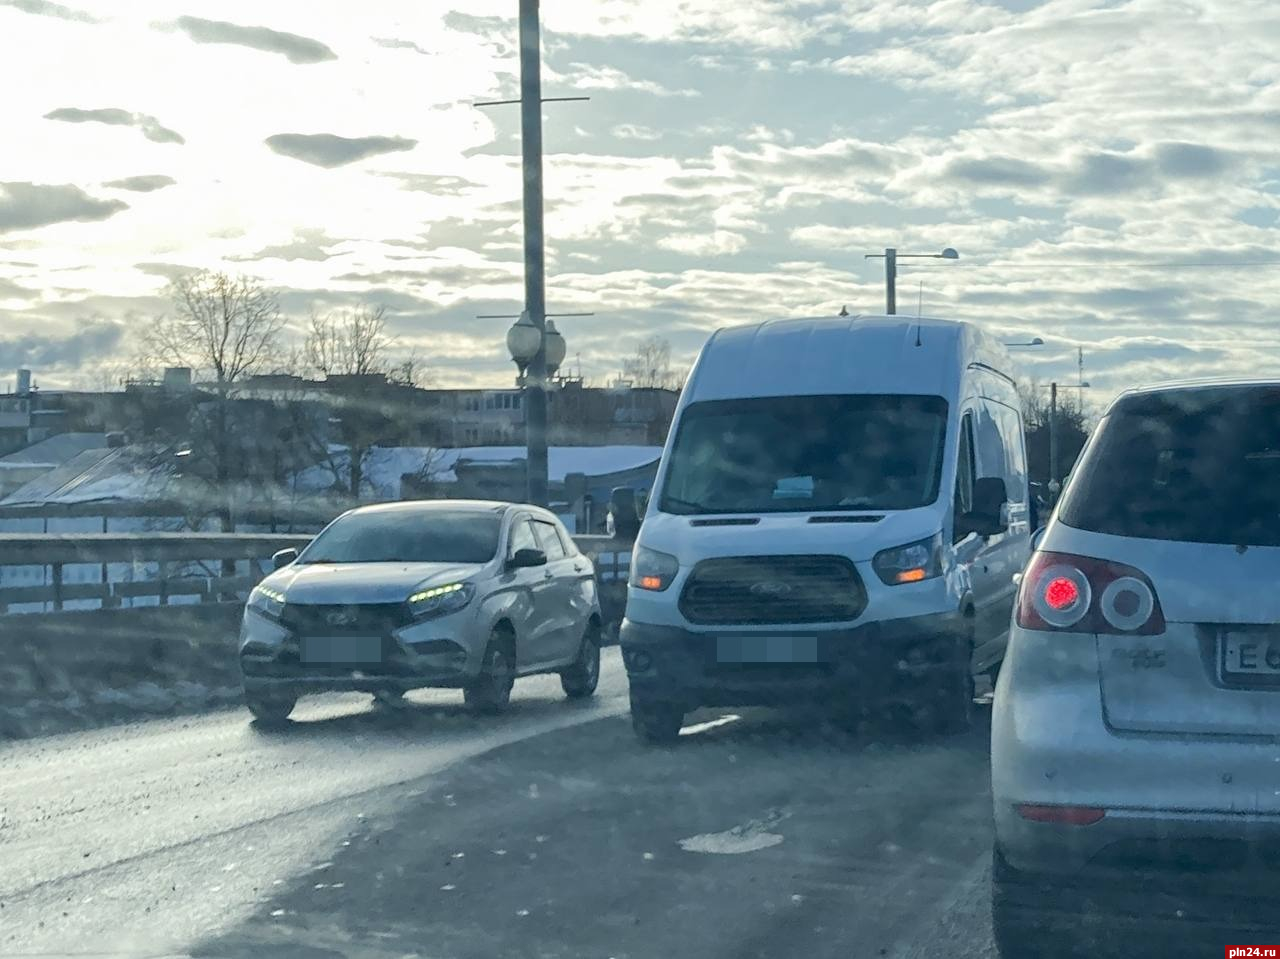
(619, 610, 965, 709)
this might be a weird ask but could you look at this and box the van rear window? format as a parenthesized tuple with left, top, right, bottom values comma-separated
(1059, 386, 1280, 547)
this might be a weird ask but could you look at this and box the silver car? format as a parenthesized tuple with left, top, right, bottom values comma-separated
(239, 500, 603, 724)
(992, 380, 1280, 954)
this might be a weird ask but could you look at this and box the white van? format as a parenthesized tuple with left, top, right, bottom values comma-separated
(620, 314, 1033, 742)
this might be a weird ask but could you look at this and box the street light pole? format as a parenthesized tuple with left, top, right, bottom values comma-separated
(865, 247, 957, 316)
(518, 0, 548, 507)
(885, 248, 897, 315)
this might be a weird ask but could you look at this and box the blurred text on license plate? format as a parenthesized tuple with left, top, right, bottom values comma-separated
(302, 636, 382, 664)
(717, 636, 818, 663)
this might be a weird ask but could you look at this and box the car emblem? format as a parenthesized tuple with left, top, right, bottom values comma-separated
(327, 608, 358, 627)
(750, 581, 793, 598)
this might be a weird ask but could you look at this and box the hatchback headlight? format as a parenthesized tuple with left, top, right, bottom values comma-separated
(408, 582, 476, 620)
(873, 533, 943, 586)
(247, 584, 286, 621)
(629, 545, 679, 592)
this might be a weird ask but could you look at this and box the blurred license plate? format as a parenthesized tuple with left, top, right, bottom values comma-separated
(1220, 634, 1280, 677)
(301, 636, 382, 664)
(716, 636, 818, 664)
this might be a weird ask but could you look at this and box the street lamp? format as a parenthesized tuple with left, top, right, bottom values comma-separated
(864, 248, 959, 315)
(1005, 337, 1044, 347)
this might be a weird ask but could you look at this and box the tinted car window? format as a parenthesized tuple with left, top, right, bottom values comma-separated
(1059, 386, 1280, 546)
(299, 510, 502, 564)
(533, 521, 567, 560)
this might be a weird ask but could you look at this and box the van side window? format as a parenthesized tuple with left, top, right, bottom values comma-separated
(954, 412, 975, 539)
(981, 400, 1027, 507)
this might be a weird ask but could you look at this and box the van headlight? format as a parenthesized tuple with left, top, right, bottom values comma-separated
(629, 546, 679, 592)
(873, 533, 943, 586)
(408, 582, 476, 620)
(247, 584, 286, 621)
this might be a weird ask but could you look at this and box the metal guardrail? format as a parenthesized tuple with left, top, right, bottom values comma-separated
(0, 533, 632, 616)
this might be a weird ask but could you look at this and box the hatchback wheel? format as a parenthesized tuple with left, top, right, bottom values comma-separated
(992, 849, 1080, 958)
(560, 621, 601, 700)
(464, 632, 515, 714)
(245, 687, 297, 726)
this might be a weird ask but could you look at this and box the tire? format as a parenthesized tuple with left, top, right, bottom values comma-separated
(991, 849, 1079, 958)
(371, 689, 407, 710)
(629, 689, 684, 744)
(245, 686, 297, 726)
(464, 631, 515, 714)
(929, 627, 975, 735)
(560, 620, 602, 700)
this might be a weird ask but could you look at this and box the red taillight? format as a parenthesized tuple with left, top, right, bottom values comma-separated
(1017, 551, 1165, 635)
(1016, 803, 1105, 826)
(1044, 577, 1079, 610)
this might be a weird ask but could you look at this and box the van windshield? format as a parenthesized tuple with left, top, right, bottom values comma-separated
(1059, 385, 1280, 547)
(659, 395, 948, 515)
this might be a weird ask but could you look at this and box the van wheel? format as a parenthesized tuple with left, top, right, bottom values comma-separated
(930, 629, 975, 735)
(465, 631, 515, 714)
(245, 687, 297, 726)
(561, 620, 601, 700)
(630, 690, 684, 744)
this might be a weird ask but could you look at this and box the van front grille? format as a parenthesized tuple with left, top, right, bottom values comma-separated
(679, 555, 866, 625)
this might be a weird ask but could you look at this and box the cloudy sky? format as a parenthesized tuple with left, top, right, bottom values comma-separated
(1, 0, 1278, 398)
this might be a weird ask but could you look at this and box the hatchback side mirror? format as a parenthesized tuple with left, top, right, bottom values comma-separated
(272, 547, 299, 570)
(508, 547, 547, 569)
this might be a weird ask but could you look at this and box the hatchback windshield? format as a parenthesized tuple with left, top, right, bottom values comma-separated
(1060, 385, 1280, 547)
(299, 510, 502, 564)
(659, 395, 948, 514)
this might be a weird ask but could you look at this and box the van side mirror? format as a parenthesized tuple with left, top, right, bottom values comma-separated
(508, 547, 547, 570)
(958, 477, 1009, 538)
(272, 547, 299, 570)
(610, 486, 641, 541)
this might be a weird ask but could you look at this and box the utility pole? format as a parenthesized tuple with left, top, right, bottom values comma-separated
(1048, 381, 1059, 494)
(884, 248, 897, 315)
(518, 0, 548, 507)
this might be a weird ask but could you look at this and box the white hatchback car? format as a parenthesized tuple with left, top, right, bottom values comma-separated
(992, 380, 1280, 954)
(239, 500, 603, 724)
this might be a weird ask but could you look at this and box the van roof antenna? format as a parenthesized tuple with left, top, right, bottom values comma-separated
(915, 323, 923, 347)
(838, 305, 849, 317)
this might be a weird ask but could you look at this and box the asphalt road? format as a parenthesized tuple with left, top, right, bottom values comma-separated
(0, 649, 1000, 959)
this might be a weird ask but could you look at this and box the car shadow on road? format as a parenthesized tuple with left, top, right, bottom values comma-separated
(247, 692, 601, 741)
(673, 697, 993, 760)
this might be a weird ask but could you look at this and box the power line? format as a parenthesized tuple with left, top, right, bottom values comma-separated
(920, 259, 1280, 270)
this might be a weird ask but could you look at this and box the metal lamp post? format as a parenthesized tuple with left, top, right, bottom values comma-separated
(864, 247, 959, 314)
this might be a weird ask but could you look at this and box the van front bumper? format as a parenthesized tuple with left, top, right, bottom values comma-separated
(619, 612, 965, 709)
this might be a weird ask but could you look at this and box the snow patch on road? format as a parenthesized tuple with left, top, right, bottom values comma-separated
(679, 810, 790, 855)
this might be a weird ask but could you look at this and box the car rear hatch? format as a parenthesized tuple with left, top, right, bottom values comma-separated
(1052, 384, 1280, 739)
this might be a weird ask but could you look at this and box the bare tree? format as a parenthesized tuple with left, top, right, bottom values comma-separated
(302, 305, 436, 498)
(148, 272, 285, 392)
(305, 305, 391, 378)
(1018, 381, 1093, 487)
(623, 335, 687, 390)
(143, 271, 285, 531)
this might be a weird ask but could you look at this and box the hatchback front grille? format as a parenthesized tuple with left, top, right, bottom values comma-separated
(281, 602, 413, 636)
(679, 555, 866, 625)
